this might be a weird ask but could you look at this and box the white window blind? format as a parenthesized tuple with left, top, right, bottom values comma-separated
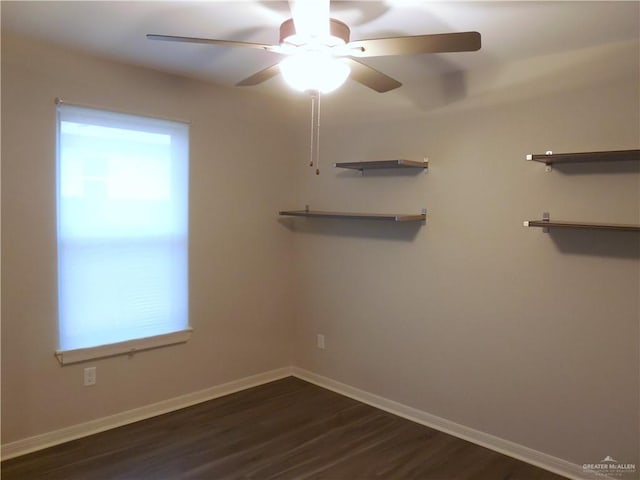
(56, 104, 189, 358)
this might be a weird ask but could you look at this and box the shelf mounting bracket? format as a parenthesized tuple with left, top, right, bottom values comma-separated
(541, 211, 550, 233)
(527, 151, 554, 171)
(544, 151, 553, 172)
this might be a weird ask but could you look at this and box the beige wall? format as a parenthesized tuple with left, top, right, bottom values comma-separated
(290, 40, 640, 467)
(2, 30, 639, 472)
(1, 35, 295, 443)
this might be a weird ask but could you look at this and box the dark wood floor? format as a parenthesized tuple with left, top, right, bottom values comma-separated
(2, 377, 567, 479)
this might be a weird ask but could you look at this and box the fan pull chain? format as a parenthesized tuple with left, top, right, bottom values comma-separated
(309, 91, 321, 175)
(315, 92, 321, 175)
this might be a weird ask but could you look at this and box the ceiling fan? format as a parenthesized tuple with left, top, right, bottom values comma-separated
(147, 0, 481, 94)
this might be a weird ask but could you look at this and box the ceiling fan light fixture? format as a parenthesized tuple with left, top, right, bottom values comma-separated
(149, 6, 481, 94)
(280, 52, 350, 94)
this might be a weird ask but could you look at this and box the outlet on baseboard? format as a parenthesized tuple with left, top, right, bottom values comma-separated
(317, 334, 325, 350)
(84, 367, 96, 386)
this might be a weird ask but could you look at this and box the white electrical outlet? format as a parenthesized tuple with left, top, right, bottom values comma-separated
(84, 367, 96, 386)
(317, 334, 325, 350)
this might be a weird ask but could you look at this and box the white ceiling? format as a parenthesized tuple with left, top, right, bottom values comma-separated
(2, 1, 639, 102)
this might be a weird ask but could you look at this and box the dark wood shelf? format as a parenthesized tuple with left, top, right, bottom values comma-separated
(526, 149, 639, 165)
(279, 209, 426, 223)
(334, 160, 428, 171)
(524, 219, 640, 232)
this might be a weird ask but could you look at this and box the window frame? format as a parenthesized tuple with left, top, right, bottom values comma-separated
(54, 100, 192, 365)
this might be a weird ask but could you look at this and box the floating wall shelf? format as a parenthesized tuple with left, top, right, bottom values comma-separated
(523, 214, 640, 232)
(526, 149, 640, 165)
(334, 159, 428, 171)
(279, 209, 426, 223)
(525, 148, 639, 234)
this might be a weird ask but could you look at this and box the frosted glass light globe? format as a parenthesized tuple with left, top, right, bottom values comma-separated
(280, 52, 350, 94)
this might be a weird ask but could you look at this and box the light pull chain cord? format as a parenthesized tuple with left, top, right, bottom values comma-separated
(309, 92, 316, 167)
(308, 90, 321, 175)
(315, 92, 321, 175)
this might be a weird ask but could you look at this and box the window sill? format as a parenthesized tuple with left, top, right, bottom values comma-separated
(55, 328, 193, 365)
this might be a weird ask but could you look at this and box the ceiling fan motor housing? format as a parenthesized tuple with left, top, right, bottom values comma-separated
(279, 18, 351, 45)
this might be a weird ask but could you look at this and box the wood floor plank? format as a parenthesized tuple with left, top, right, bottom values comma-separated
(1, 377, 568, 479)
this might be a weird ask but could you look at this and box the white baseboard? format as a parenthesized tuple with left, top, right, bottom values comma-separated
(1, 366, 293, 461)
(292, 367, 608, 480)
(2, 365, 615, 480)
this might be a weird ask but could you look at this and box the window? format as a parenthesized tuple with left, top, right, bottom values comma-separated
(55, 103, 190, 364)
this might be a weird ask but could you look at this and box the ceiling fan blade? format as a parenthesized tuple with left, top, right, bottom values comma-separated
(236, 64, 281, 87)
(146, 34, 281, 53)
(348, 31, 481, 57)
(345, 58, 402, 93)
